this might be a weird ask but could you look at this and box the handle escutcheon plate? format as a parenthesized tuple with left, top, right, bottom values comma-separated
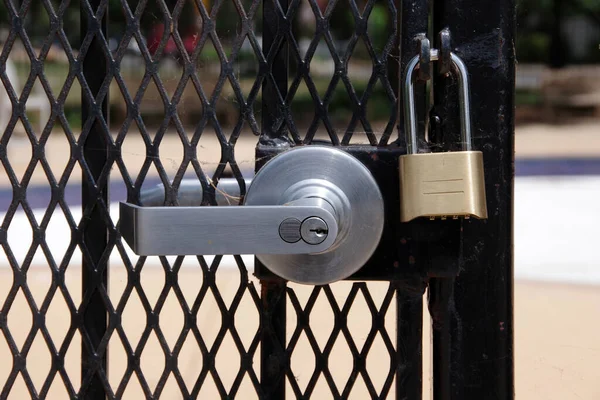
(247, 146, 384, 285)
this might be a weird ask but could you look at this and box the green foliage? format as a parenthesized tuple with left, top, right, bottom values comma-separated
(517, 0, 600, 64)
(517, 0, 600, 14)
(64, 106, 82, 130)
(368, 4, 389, 53)
(515, 89, 542, 106)
(516, 33, 550, 63)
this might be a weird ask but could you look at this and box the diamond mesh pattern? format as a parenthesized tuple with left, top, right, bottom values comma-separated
(0, 0, 412, 398)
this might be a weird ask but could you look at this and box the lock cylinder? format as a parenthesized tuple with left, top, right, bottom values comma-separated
(399, 50, 488, 222)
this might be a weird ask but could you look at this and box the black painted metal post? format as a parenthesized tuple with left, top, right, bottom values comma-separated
(81, 1, 109, 398)
(261, 0, 289, 141)
(396, 290, 423, 399)
(427, 277, 453, 400)
(260, 280, 287, 399)
(432, 1, 515, 398)
(395, 2, 429, 399)
(260, 0, 289, 397)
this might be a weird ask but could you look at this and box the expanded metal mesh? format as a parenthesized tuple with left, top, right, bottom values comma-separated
(0, 0, 416, 398)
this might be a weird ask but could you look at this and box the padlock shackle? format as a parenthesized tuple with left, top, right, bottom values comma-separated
(404, 51, 472, 154)
(450, 53, 473, 152)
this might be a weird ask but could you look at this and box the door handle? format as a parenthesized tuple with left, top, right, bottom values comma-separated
(120, 197, 338, 256)
(119, 146, 384, 284)
(139, 178, 251, 207)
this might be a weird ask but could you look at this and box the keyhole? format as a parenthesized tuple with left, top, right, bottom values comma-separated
(310, 228, 328, 236)
(300, 217, 330, 245)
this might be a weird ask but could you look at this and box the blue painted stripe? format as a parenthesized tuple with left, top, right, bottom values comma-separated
(2, 159, 600, 212)
(0, 173, 255, 212)
(516, 158, 600, 177)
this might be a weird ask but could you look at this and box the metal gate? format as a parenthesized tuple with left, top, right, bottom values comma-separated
(0, 0, 514, 398)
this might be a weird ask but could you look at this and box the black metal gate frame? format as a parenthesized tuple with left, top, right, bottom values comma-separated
(0, 0, 514, 398)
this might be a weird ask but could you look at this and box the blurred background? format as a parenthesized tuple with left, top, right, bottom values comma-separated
(0, 0, 599, 398)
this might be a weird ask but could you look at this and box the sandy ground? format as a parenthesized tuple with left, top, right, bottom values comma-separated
(516, 121, 600, 158)
(0, 267, 599, 399)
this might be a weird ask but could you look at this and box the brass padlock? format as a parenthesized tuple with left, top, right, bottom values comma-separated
(399, 52, 487, 222)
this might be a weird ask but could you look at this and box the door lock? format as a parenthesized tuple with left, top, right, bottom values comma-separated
(399, 50, 487, 221)
(120, 146, 384, 285)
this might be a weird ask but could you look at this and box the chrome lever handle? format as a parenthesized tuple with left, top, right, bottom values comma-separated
(140, 178, 251, 207)
(119, 197, 338, 256)
(118, 146, 385, 285)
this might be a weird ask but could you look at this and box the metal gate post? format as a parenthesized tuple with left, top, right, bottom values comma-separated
(395, 2, 429, 399)
(395, 290, 423, 399)
(261, 0, 290, 143)
(260, 0, 290, 396)
(431, 1, 515, 399)
(260, 280, 287, 399)
(81, 0, 109, 397)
